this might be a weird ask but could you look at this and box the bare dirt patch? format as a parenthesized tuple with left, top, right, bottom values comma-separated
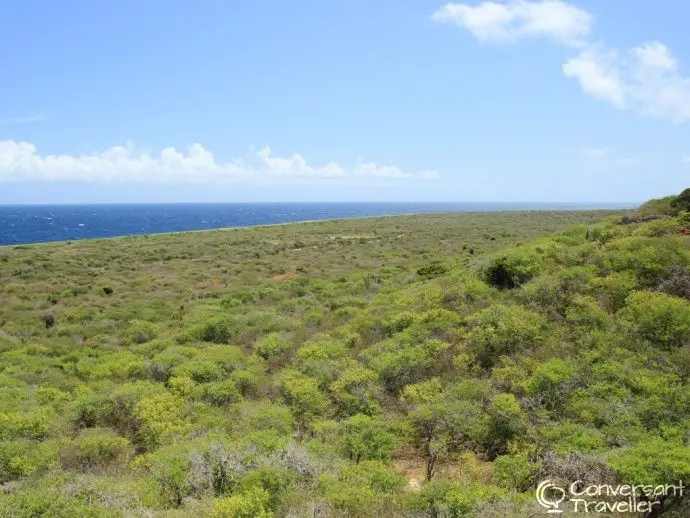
(393, 451, 493, 492)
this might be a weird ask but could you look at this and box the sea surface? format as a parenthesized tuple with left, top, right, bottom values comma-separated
(0, 202, 633, 246)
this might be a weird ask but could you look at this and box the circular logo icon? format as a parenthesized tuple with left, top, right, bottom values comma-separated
(536, 479, 566, 514)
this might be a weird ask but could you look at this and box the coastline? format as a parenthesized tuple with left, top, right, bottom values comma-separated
(0, 206, 631, 248)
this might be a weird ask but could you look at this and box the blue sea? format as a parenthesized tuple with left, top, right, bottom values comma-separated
(0, 202, 633, 246)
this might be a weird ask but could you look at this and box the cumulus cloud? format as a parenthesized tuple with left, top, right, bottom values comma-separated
(433, 1, 690, 123)
(0, 141, 439, 184)
(562, 49, 626, 106)
(564, 43, 690, 123)
(431, 0, 591, 46)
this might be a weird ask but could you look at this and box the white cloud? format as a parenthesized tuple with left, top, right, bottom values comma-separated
(0, 141, 439, 184)
(432, 1, 690, 123)
(683, 156, 690, 164)
(564, 42, 690, 123)
(431, 0, 591, 46)
(563, 49, 626, 106)
(634, 42, 677, 71)
(0, 114, 50, 125)
(353, 161, 438, 179)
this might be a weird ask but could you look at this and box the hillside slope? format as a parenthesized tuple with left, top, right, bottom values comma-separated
(1, 204, 689, 517)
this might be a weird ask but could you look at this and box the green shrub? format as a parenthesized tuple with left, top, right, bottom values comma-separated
(417, 261, 448, 278)
(239, 466, 293, 510)
(565, 294, 611, 331)
(589, 271, 638, 312)
(254, 332, 292, 360)
(96, 383, 186, 451)
(150, 346, 199, 379)
(168, 375, 196, 396)
(0, 439, 59, 482)
(371, 339, 453, 393)
(492, 452, 540, 491)
(383, 312, 416, 336)
(466, 305, 544, 369)
(318, 460, 406, 515)
(212, 486, 274, 518)
(59, 428, 133, 473)
(632, 217, 681, 237)
(172, 360, 224, 383)
(419, 479, 516, 518)
(670, 188, 690, 213)
(195, 380, 242, 406)
(619, 291, 690, 349)
(193, 316, 236, 344)
(636, 195, 677, 216)
(522, 359, 578, 411)
(133, 393, 190, 450)
(330, 367, 381, 416)
(0, 409, 51, 440)
(279, 371, 329, 432)
(538, 422, 606, 453)
(235, 402, 294, 436)
(483, 250, 543, 289)
(485, 393, 526, 458)
(232, 369, 262, 397)
(608, 437, 690, 486)
(40, 312, 55, 329)
(126, 320, 161, 344)
(296, 339, 348, 361)
(343, 414, 398, 463)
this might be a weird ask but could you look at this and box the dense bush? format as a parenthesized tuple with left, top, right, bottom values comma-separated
(670, 188, 690, 213)
(619, 291, 690, 349)
(466, 304, 544, 369)
(59, 428, 133, 473)
(212, 486, 274, 518)
(482, 248, 543, 289)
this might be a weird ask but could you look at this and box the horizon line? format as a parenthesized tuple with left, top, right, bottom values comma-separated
(0, 200, 641, 207)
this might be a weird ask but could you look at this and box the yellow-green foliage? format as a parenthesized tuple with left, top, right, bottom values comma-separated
(212, 486, 274, 518)
(3, 201, 690, 517)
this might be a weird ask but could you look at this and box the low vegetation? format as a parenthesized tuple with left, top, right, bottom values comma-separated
(1, 200, 689, 517)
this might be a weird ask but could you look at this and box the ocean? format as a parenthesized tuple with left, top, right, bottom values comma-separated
(0, 202, 633, 246)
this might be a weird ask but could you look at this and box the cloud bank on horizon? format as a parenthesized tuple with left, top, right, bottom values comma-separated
(432, 0, 690, 124)
(0, 140, 439, 184)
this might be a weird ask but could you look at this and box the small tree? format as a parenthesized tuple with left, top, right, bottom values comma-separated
(403, 379, 453, 481)
(40, 312, 55, 329)
(670, 188, 690, 213)
(343, 414, 398, 463)
(280, 371, 329, 435)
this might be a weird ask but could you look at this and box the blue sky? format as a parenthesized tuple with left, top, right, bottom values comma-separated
(1, 0, 689, 203)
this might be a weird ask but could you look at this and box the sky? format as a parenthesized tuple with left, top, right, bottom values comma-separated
(1, 0, 689, 204)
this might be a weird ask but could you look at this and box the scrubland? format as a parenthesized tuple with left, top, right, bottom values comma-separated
(1, 199, 689, 517)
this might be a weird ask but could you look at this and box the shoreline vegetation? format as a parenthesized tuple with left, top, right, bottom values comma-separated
(1, 193, 689, 517)
(0, 203, 637, 247)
